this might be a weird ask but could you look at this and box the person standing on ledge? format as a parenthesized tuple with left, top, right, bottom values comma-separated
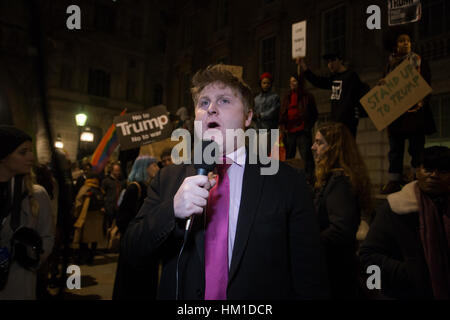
(298, 53, 367, 137)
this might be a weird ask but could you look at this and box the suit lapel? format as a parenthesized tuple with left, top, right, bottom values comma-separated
(228, 153, 264, 282)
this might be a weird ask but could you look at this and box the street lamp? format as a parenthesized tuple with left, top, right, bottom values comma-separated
(80, 126, 94, 142)
(54, 134, 64, 149)
(75, 112, 87, 127)
(75, 108, 88, 160)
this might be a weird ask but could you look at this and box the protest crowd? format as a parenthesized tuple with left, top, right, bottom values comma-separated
(0, 26, 449, 302)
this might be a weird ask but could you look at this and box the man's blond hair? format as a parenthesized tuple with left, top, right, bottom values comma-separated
(191, 64, 254, 114)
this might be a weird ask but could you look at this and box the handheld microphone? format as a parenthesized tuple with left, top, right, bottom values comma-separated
(186, 140, 217, 231)
(177, 140, 218, 300)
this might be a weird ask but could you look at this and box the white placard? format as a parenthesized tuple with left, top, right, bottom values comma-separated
(388, 0, 422, 26)
(292, 20, 307, 59)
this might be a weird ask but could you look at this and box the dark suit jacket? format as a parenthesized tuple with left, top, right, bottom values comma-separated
(122, 153, 329, 300)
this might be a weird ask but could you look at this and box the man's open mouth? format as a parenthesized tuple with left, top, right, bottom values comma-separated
(207, 121, 220, 129)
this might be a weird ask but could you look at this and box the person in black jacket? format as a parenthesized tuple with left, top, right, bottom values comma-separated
(101, 163, 126, 232)
(113, 155, 159, 299)
(311, 122, 373, 299)
(298, 54, 366, 137)
(360, 146, 450, 299)
(121, 64, 329, 300)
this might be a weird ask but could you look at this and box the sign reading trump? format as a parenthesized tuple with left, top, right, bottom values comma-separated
(360, 59, 432, 131)
(114, 105, 172, 150)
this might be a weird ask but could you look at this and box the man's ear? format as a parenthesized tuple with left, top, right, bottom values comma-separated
(245, 109, 253, 128)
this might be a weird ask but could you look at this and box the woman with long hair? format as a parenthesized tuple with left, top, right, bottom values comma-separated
(311, 122, 372, 299)
(113, 155, 159, 300)
(0, 126, 54, 299)
(279, 72, 318, 182)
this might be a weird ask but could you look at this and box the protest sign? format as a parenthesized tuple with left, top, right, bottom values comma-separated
(388, 0, 421, 26)
(114, 105, 172, 150)
(292, 20, 306, 59)
(360, 59, 432, 131)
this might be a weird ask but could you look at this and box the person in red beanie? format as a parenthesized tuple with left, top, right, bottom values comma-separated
(253, 72, 280, 130)
(253, 72, 281, 154)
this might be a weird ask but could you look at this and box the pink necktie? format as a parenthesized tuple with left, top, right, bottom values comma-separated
(204, 161, 231, 300)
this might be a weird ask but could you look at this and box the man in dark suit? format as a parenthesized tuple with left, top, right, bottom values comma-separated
(122, 65, 328, 300)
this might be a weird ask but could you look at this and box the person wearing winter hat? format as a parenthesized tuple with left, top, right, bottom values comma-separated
(253, 72, 281, 156)
(253, 72, 280, 131)
(0, 125, 54, 299)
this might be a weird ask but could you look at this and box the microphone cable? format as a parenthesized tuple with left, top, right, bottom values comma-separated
(175, 139, 217, 300)
(175, 215, 194, 300)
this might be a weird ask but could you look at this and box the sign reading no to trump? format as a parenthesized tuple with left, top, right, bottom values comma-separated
(360, 59, 432, 131)
(114, 105, 172, 150)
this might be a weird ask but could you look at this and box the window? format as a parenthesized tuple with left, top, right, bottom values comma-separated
(260, 36, 276, 75)
(420, 0, 450, 38)
(131, 17, 142, 39)
(182, 18, 193, 48)
(183, 73, 192, 108)
(323, 5, 346, 58)
(88, 69, 110, 97)
(94, 5, 116, 33)
(215, 0, 229, 31)
(417, 0, 450, 60)
(153, 84, 163, 105)
(428, 93, 450, 140)
(158, 30, 167, 53)
(60, 64, 73, 90)
(127, 80, 137, 102)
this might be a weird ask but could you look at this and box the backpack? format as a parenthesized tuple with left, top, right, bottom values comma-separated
(117, 182, 141, 207)
(87, 187, 105, 211)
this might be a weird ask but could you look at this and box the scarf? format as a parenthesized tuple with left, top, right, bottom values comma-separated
(73, 178, 100, 229)
(84, 178, 100, 189)
(415, 184, 450, 299)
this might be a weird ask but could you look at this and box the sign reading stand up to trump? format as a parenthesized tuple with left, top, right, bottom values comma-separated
(360, 59, 432, 131)
(114, 105, 172, 150)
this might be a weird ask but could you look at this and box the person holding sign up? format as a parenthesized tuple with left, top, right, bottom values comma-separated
(298, 54, 368, 137)
(379, 30, 436, 195)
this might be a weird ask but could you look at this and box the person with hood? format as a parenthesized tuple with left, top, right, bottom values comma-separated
(360, 146, 450, 299)
(0, 125, 54, 299)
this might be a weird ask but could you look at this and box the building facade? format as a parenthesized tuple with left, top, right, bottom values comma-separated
(1, 0, 167, 163)
(1, 0, 448, 191)
(160, 0, 450, 192)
